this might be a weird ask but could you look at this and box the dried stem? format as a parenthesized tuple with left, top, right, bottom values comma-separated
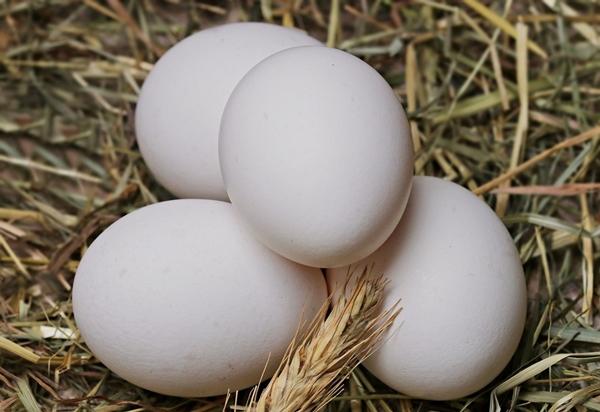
(243, 269, 400, 412)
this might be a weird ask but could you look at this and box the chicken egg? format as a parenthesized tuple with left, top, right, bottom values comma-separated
(73, 200, 326, 397)
(326, 176, 527, 400)
(135, 23, 321, 200)
(219, 46, 414, 268)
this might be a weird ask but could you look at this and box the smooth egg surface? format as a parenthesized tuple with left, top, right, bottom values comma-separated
(135, 23, 321, 200)
(326, 176, 527, 400)
(219, 46, 414, 268)
(73, 200, 327, 397)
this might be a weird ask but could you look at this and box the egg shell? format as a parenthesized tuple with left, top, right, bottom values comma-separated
(219, 46, 414, 268)
(326, 176, 527, 400)
(72, 200, 327, 397)
(135, 23, 322, 200)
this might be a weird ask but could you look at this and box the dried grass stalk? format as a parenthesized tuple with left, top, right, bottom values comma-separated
(244, 269, 401, 412)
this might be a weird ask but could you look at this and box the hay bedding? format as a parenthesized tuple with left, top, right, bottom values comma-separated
(0, 1, 599, 411)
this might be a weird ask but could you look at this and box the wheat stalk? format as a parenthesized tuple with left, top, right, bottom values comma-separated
(237, 268, 400, 412)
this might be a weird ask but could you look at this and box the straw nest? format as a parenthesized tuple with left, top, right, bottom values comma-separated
(1, 1, 599, 411)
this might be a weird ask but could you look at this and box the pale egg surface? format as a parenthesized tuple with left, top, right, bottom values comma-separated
(73, 199, 327, 397)
(327, 176, 527, 400)
(219, 46, 414, 268)
(135, 23, 322, 200)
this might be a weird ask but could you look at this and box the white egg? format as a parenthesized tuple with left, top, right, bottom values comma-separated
(135, 23, 321, 200)
(219, 46, 413, 268)
(73, 200, 326, 397)
(326, 176, 527, 400)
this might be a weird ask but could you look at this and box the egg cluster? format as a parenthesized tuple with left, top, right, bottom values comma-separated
(73, 23, 527, 401)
